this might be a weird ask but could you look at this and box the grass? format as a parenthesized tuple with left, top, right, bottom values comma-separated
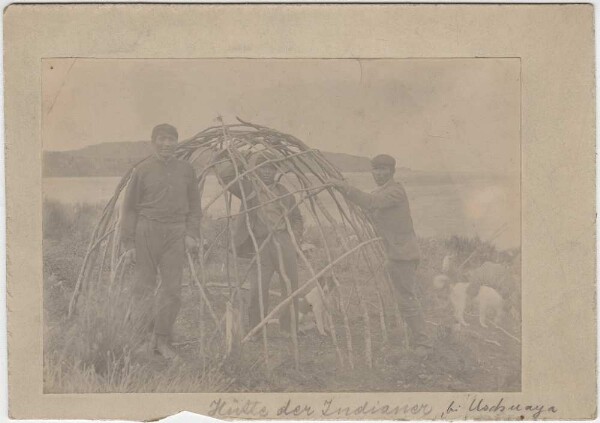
(43, 200, 233, 393)
(43, 198, 521, 393)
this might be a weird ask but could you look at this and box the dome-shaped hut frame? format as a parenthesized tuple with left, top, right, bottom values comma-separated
(68, 118, 403, 371)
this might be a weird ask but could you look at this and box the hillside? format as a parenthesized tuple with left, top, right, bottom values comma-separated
(43, 141, 373, 177)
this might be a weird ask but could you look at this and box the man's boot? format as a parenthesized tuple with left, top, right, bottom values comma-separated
(154, 334, 177, 360)
(133, 335, 155, 356)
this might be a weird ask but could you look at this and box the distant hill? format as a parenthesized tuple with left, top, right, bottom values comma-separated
(43, 141, 374, 177)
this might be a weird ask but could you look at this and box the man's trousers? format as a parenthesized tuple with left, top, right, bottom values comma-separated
(386, 259, 431, 348)
(249, 232, 299, 333)
(133, 216, 186, 339)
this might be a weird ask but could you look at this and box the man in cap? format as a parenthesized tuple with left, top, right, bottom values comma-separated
(120, 123, 202, 359)
(217, 155, 303, 338)
(329, 154, 432, 358)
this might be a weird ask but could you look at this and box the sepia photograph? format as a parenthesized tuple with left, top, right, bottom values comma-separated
(42, 58, 521, 394)
(5, 4, 596, 420)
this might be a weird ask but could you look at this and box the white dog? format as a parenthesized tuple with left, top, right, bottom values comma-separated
(434, 258, 507, 328)
(297, 276, 337, 336)
(266, 276, 336, 337)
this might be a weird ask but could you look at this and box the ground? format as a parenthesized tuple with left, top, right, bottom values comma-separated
(170, 279, 521, 393)
(42, 200, 521, 393)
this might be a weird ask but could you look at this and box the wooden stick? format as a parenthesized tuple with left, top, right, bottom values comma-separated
(68, 227, 115, 316)
(464, 312, 520, 343)
(110, 220, 121, 281)
(231, 144, 347, 369)
(214, 154, 244, 354)
(271, 235, 300, 371)
(260, 146, 357, 367)
(187, 252, 222, 334)
(242, 238, 381, 343)
(284, 150, 391, 352)
(360, 296, 373, 368)
(223, 148, 270, 369)
(214, 185, 330, 220)
(68, 163, 143, 317)
(282, 211, 345, 367)
(108, 252, 126, 296)
(488, 320, 520, 344)
(201, 149, 318, 213)
(250, 144, 347, 366)
(459, 222, 509, 270)
(94, 226, 112, 295)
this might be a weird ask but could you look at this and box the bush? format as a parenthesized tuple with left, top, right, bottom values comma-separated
(43, 199, 103, 242)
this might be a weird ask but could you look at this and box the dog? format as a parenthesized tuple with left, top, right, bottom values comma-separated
(267, 275, 336, 336)
(297, 275, 339, 336)
(434, 258, 507, 328)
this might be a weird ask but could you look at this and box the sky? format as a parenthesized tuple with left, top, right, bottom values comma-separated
(42, 58, 520, 173)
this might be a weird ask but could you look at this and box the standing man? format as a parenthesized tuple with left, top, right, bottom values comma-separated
(120, 123, 202, 359)
(329, 154, 432, 358)
(217, 155, 303, 338)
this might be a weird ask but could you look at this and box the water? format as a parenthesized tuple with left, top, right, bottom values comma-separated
(43, 173, 520, 249)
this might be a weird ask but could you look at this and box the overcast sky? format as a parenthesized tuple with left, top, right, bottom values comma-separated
(42, 58, 520, 173)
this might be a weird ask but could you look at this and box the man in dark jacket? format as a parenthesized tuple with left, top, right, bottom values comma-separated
(329, 154, 431, 357)
(120, 123, 202, 359)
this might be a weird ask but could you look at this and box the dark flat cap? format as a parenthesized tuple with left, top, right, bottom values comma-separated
(371, 154, 396, 169)
(151, 123, 178, 141)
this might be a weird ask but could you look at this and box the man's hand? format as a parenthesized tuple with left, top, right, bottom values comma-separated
(328, 178, 350, 193)
(185, 235, 199, 253)
(124, 248, 136, 266)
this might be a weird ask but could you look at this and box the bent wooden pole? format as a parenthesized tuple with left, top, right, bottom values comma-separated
(201, 149, 318, 213)
(280, 202, 345, 367)
(271, 235, 300, 371)
(187, 252, 222, 335)
(223, 148, 270, 368)
(242, 238, 382, 343)
(68, 227, 116, 317)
